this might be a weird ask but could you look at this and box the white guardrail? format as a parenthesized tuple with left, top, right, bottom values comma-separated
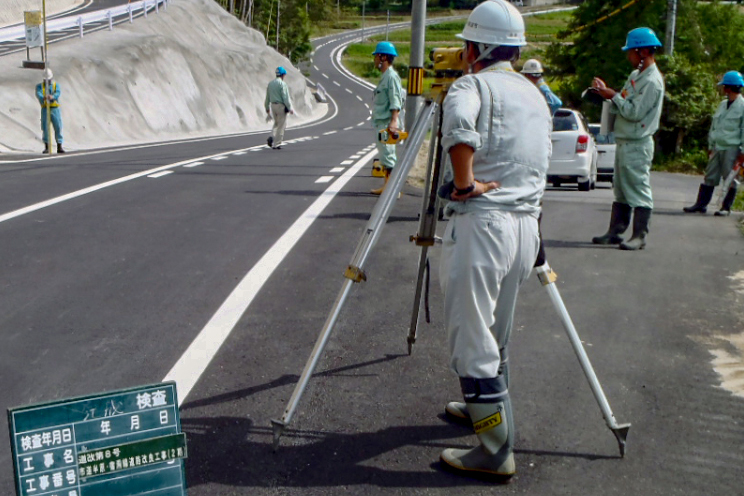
(0, 0, 170, 44)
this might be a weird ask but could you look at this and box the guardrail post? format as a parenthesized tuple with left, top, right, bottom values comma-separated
(128, 5, 133, 22)
(107, 11, 113, 30)
(78, 16, 84, 38)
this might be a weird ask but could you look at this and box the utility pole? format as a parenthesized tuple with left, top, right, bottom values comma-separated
(405, 0, 426, 132)
(276, 0, 280, 50)
(665, 0, 676, 56)
(361, 0, 365, 42)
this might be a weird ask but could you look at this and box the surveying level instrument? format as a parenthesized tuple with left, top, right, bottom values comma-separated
(272, 47, 631, 458)
(378, 129, 409, 145)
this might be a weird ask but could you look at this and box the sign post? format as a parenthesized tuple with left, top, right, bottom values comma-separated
(22, 11, 45, 69)
(8, 382, 188, 496)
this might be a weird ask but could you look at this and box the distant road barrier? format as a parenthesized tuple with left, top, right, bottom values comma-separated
(0, 0, 170, 44)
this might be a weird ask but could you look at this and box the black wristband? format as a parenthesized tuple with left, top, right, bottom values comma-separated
(455, 182, 476, 195)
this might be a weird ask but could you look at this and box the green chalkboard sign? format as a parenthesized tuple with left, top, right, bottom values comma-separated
(8, 382, 187, 496)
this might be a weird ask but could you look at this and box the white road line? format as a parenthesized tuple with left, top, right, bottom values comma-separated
(232, 151, 247, 156)
(340, 160, 354, 165)
(345, 88, 353, 94)
(322, 73, 329, 79)
(366, 116, 371, 121)
(315, 176, 334, 183)
(183, 162, 204, 168)
(356, 95, 363, 101)
(357, 122, 365, 127)
(333, 81, 341, 86)
(0, 147, 263, 225)
(323, 131, 338, 135)
(148, 171, 174, 179)
(211, 156, 227, 161)
(313, 65, 319, 71)
(163, 148, 378, 405)
(364, 103, 370, 109)
(330, 167, 344, 173)
(343, 126, 354, 131)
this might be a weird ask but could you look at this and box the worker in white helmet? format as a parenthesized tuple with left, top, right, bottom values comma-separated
(437, 0, 552, 481)
(520, 58, 562, 115)
(36, 68, 65, 154)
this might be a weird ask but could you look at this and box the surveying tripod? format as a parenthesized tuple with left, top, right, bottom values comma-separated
(271, 51, 630, 458)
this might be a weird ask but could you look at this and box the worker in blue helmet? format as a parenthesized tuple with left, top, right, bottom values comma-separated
(684, 71, 744, 216)
(370, 41, 405, 195)
(265, 66, 294, 149)
(590, 27, 665, 250)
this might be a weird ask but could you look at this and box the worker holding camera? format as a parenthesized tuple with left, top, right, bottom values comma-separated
(370, 41, 405, 195)
(437, 0, 552, 481)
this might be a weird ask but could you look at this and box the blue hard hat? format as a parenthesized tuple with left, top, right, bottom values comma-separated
(622, 27, 662, 51)
(372, 41, 398, 57)
(276, 66, 287, 76)
(718, 70, 744, 87)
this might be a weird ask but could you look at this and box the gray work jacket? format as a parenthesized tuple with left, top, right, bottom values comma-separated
(441, 61, 552, 215)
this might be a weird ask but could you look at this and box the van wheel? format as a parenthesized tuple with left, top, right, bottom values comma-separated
(578, 179, 591, 192)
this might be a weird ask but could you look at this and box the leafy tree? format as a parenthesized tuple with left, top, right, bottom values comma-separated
(547, 0, 744, 157)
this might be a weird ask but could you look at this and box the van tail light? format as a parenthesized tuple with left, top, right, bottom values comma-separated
(576, 135, 589, 153)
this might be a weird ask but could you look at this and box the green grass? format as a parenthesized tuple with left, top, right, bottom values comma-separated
(341, 11, 570, 89)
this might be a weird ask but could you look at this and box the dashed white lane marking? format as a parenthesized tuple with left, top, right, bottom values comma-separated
(366, 116, 371, 121)
(313, 65, 319, 71)
(357, 122, 365, 127)
(345, 88, 353, 94)
(330, 167, 344, 173)
(364, 103, 370, 109)
(333, 81, 341, 86)
(148, 171, 174, 178)
(212, 156, 227, 161)
(356, 95, 363, 101)
(183, 162, 204, 168)
(323, 131, 338, 135)
(343, 126, 354, 131)
(315, 176, 334, 183)
(233, 151, 247, 156)
(350, 155, 362, 159)
(163, 147, 379, 405)
(322, 73, 329, 79)
(341, 160, 354, 165)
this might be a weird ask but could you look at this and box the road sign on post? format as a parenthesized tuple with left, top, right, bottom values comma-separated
(8, 382, 188, 496)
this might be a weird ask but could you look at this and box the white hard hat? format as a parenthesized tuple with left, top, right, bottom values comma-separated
(520, 59, 543, 75)
(43, 68, 53, 80)
(456, 0, 526, 47)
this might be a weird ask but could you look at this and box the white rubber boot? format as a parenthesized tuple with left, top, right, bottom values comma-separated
(441, 400, 515, 480)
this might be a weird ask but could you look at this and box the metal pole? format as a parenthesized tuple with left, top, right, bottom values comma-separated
(534, 263, 631, 457)
(42, 0, 52, 155)
(386, 9, 389, 40)
(665, 0, 676, 56)
(276, 0, 280, 50)
(361, 0, 365, 42)
(271, 102, 437, 448)
(405, 0, 426, 132)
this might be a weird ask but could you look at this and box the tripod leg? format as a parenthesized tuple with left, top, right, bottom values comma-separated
(535, 263, 631, 457)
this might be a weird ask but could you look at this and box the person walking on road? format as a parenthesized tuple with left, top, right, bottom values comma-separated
(265, 66, 294, 150)
(437, 0, 552, 481)
(683, 71, 744, 216)
(370, 41, 404, 195)
(590, 27, 665, 250)
(36, 68, 65, 154)
(520, 58, 562, 115)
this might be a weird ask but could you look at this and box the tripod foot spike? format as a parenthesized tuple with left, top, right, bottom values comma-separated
(271, 419, 286, 452)
(611, 423, 630, 458)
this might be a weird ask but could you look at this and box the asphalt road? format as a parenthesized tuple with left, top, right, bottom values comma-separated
(1, 25, 743, 496)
